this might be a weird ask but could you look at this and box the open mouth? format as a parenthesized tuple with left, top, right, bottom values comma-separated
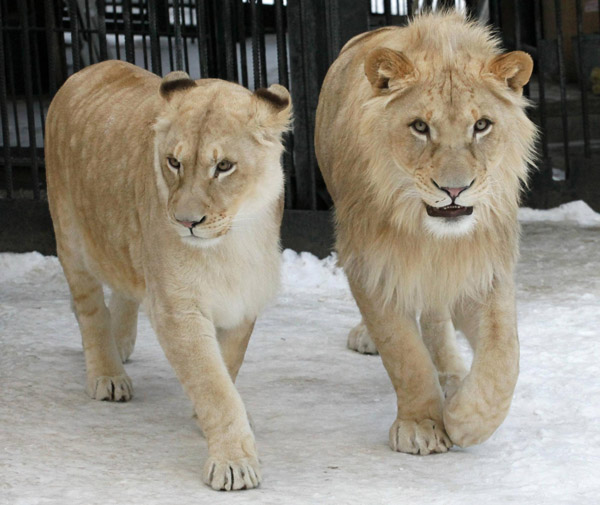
(426, 204, 474, 218)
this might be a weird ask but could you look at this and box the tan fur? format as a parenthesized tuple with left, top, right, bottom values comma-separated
(315, 13, 536, 453)
(45, 60, 291, 490)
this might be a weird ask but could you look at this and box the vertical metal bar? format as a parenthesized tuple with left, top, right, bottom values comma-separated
(553, 0, 570, 178)
(182, 5, 190, 75)
(67, 0, 82, 72)
(258, 0, 267, 87)
(237, 0, 248, 87)
(44, 0, 58, 93)
(251, 0, 261, 88)
(97, 0, 108, 61)
(148, 0, 162, 74)
(0, 0, 12, 198)
(195, 0, 209, 78)
(5, 22, 21, 148)
(141, 1, 149, 69)
(55, 0, 69, 81)
(326, 0, 341, 62)
(123, 0, 135, 63)
(407, 0, 413, 17)
(534, 0, 549, 164)
(173, 0, 183, 70)
(18, 0, 40, 199)
(112, 0, 120, 60)
(513, 0, 521, 49)
(29, 0, 46, 144)
(230, 0, 238, 82)
(275, 0, 288, 88)
(575, 0, 591, 159)
(384, 0, 392, 25)
(222, 0, 235, 80)
(84, 0, 94, 63)
(164, 0, 174, 71)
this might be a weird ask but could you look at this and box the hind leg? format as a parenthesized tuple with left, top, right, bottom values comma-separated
(62, 257, 133, 401)
(420, 308, 468, 400)
(109, 292, 139, 363)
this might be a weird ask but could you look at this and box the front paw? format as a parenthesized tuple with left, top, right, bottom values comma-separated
(389, 418, 452, 455)
(443, 376, 511, 448)
(203, 455, 261, 491)
(86, 374, 133, 402)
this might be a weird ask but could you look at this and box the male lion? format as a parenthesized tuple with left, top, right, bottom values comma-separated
(45, 60, 291, 490)
(315, 12, 536, 453)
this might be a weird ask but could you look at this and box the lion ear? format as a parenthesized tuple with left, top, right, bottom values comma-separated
(488, 51, 533, 94)
(253, 84, 292, 136)
(364, 47, 415, 91)
(159, 71, 197, 101)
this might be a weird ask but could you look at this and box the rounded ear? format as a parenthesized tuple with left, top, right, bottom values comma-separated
(253, 84, 292, 135)
(364, 47, 415, 91)
(488, 51, 533, 94)
(159, 71, 197, 100)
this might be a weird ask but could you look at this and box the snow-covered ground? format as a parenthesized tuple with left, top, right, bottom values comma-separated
(1, 201, 599, 505)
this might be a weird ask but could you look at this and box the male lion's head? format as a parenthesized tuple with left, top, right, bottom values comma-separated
(360, 13, 536, 238)
(153, 73, 291, 247)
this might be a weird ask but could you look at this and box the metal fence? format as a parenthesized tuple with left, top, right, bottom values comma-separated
(0, 0, 599, 219)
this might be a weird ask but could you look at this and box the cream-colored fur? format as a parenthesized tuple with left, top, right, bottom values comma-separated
(45, 60, 291, 490)
(315, 13, 536, 453)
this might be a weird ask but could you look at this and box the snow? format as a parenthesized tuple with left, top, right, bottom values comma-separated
(518, 200, 600, 227)
(1, 203, 599, 505)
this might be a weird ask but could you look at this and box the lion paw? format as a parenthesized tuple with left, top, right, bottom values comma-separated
(347, 322, 378, 355)
(203, 456, 261, 491)
(443, 379, 507, 448)
(86, 374, 133, 402)
(389, 418, 452, 455)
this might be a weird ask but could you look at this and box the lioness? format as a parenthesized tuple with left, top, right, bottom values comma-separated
(315, 12, 536, 453)
(45, 60, 291, 490)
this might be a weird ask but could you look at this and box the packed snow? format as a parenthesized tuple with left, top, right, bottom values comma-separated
(1, 202, 599, 505)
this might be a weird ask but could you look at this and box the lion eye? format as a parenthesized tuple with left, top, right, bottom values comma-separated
(474, 118, 492, 133)
(216, 159, 234, 174)
(167, 157, 181, 170)
(410, 120, 429, 135)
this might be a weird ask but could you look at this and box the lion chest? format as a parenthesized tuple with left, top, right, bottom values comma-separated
(192, 237, 280, 330)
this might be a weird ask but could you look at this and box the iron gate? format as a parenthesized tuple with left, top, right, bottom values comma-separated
(1, 0, 599, 255)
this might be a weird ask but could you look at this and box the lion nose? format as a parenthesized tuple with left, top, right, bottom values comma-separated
(176, 216, 206, 229)
(432, 179, 474, 200)
(441, 186, 469, 199)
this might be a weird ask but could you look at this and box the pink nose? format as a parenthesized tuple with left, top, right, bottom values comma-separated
(176, 216, 206, 229)
(441, 186, 469, 199)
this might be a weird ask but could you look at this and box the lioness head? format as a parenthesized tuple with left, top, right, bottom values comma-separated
(153, 72, 291, 247)
(361, 14, 536, 238)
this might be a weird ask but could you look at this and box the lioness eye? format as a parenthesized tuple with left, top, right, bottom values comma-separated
(474, 118, 492, 133)
(216, 160, 234, 173)
(410, 120, 429, 135)
(167, 157, 181, 170)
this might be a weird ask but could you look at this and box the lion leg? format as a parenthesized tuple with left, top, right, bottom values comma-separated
(420, 308, 468, 399)
(347, 319, 378, 355)
(443, 278, 519, 448)
(109, 292, 139, 363)
(351, 285, 452, 455)
(61, 255, 133, 401)
(148, 298, 259, 491)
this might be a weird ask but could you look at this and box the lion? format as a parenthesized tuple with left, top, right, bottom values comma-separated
(315, 12, 536, 454)
(45, 60, 291, 490)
